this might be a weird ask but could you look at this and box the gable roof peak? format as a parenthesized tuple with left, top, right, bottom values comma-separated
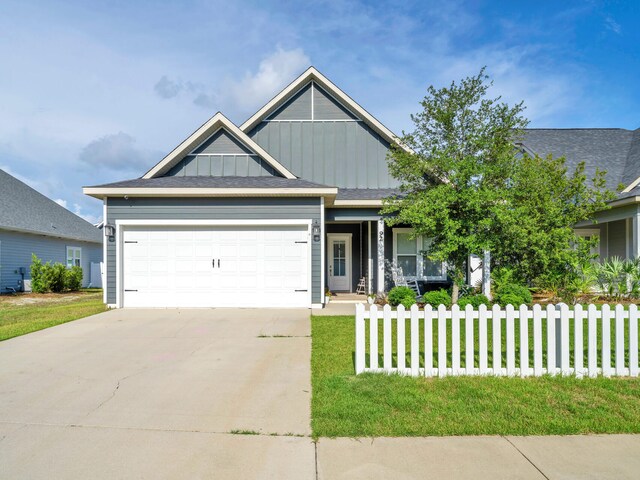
(240, 66, 408, 151)
(142, 111, 296, 179)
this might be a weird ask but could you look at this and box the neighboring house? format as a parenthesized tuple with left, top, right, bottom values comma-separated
(83, 67, 639, 308)
(0, 169, 103, 292)
(519, 128, 640, 262)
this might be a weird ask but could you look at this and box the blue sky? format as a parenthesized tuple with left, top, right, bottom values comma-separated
(1, 0, 638, 222)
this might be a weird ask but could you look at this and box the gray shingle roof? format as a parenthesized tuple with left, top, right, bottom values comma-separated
(87, 176, 332, 189)
(520, 128, 640, 195)
(0, 169, 102, 244)
(337, 188, 400, 200)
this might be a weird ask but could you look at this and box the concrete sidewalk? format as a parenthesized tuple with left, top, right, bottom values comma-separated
(316, 434, 640, 479)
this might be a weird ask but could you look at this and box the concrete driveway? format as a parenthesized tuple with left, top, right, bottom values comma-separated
(0, 308, 316, 479)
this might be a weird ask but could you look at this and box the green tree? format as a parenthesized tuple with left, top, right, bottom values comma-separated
(383, 69, 613, 303)
(493, 154, 614, 289)
(382, 68, 528, 303)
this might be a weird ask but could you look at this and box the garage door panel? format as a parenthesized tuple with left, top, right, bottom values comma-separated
(122, 225, 310, 308)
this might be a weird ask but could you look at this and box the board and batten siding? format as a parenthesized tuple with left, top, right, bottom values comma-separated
(249, 120, 397, 189)
(0, 229, 102, 291)
(167, 155, 278, 177)
(105, 197, 322, 305)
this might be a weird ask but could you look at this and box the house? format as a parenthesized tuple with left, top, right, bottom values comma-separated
(519, 128, 640, 261)
(83, 67, 639, 308)
(0, 169, 103, 292)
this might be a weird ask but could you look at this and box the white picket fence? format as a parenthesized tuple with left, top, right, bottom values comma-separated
(355, 303, 639, 378)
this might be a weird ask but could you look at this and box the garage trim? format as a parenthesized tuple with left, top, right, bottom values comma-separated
(114, 219, 313, 308)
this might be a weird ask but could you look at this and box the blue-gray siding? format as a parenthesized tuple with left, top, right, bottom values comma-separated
(0, 229, 102, 292)
(167, 155, 278, 177)
(268, 83, 312, 120)
(249, 121, 397, 188)
(313, 84, 358, 120)
(105, 197, 322, 305)
(193, 129, 252, 155)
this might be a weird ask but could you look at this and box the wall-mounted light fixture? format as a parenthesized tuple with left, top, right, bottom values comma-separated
(104, 224, 116, 237)
(312, 220, 321, 242)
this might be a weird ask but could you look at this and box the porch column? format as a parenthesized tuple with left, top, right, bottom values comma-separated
(633, 210, 640, 258)
(482, 250, 491, 300)
(377, 218, 385, 294)
(367, 221, 373, 294)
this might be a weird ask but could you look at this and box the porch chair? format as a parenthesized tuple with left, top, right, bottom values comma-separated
(391, 264, 421, 296)
(355, 277, 367, 294)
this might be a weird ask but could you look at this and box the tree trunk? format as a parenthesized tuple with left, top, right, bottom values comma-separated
(451, 281, 460, 305)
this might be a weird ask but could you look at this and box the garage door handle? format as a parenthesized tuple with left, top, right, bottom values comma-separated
(295, 289, 308, 292)
(212, 259, 215, 268)
(124, 289, 138, 292)
(218, 259, 220, 268)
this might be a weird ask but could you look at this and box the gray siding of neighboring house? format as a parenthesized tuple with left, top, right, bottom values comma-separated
(0, 230, 102, 292)
(193, 129, 252, 154)
(607, 219, 627, 258)
(167, 155, 278, 177)
(105, 197, 322, 305)
(249, 120, 397, 188)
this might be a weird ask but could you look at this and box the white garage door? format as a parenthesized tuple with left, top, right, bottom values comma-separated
(121, 225, 310, 308)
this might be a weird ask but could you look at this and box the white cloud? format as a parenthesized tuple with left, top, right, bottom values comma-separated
(226, 47, 310, 110)
(55, 198, 68, 208)
(79, 132, 161, 171)
(154, 75, 183, 99)
(604, 16, 621, 34)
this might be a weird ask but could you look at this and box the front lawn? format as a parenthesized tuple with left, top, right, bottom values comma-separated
(0, 290, 106, 341)
(311, 315, 640, 437)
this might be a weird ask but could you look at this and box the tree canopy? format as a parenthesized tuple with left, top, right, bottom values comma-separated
(383, 68, 613, 302)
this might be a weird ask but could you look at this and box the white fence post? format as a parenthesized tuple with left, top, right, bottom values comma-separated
(383, 304, 392, 372)
(588, 304, 598, 378)
(355, 303, 366, 374)
(492, 304, 502, 375)
(615, 304, 625, 376)
(602, 304, 611, 377)
(533, 304, 543, 376)
(560, 303, 570, 376)
(369, 304, 379, 370)
(465, 304, 474, 375)
(630, 304, 639, 377)
(451, 304, 460, 375)
(424, 305, 434, 377)
(438, 304, 447, 377)
(574, 304, 584, 379)
(478, 304, 488, 374)
(506, 304, 515, 376)
(397, 304, 406, 372)
(546, 304, 556, 376)
(519, 304, 529, 378)
(410, 304, 419, 376)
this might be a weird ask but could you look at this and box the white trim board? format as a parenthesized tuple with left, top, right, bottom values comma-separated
(84, 186, 338, 200)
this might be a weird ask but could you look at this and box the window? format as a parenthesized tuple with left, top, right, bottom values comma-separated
(66, 246, 82, 268)
(393, 228, 446, 280)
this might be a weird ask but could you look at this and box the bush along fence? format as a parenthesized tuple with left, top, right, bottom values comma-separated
(354, 303, 639, 378)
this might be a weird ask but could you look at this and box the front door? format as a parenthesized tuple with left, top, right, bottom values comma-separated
(327, 234, 351, 292)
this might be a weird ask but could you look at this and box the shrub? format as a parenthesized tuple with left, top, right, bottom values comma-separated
(65, 265, 83, 292)
(42, 263, 67, 292)
(458, 294, 490, 309)
(388, 286, 417, 308)
(494, 283, 532, 307)
(421, 289, 452, 308)
(30, 254, 46, 293)
(29, 254, 83, 293)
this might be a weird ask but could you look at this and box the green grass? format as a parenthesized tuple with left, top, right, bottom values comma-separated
(0, 291, 106, 341)
(311, 315, 640, 437)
